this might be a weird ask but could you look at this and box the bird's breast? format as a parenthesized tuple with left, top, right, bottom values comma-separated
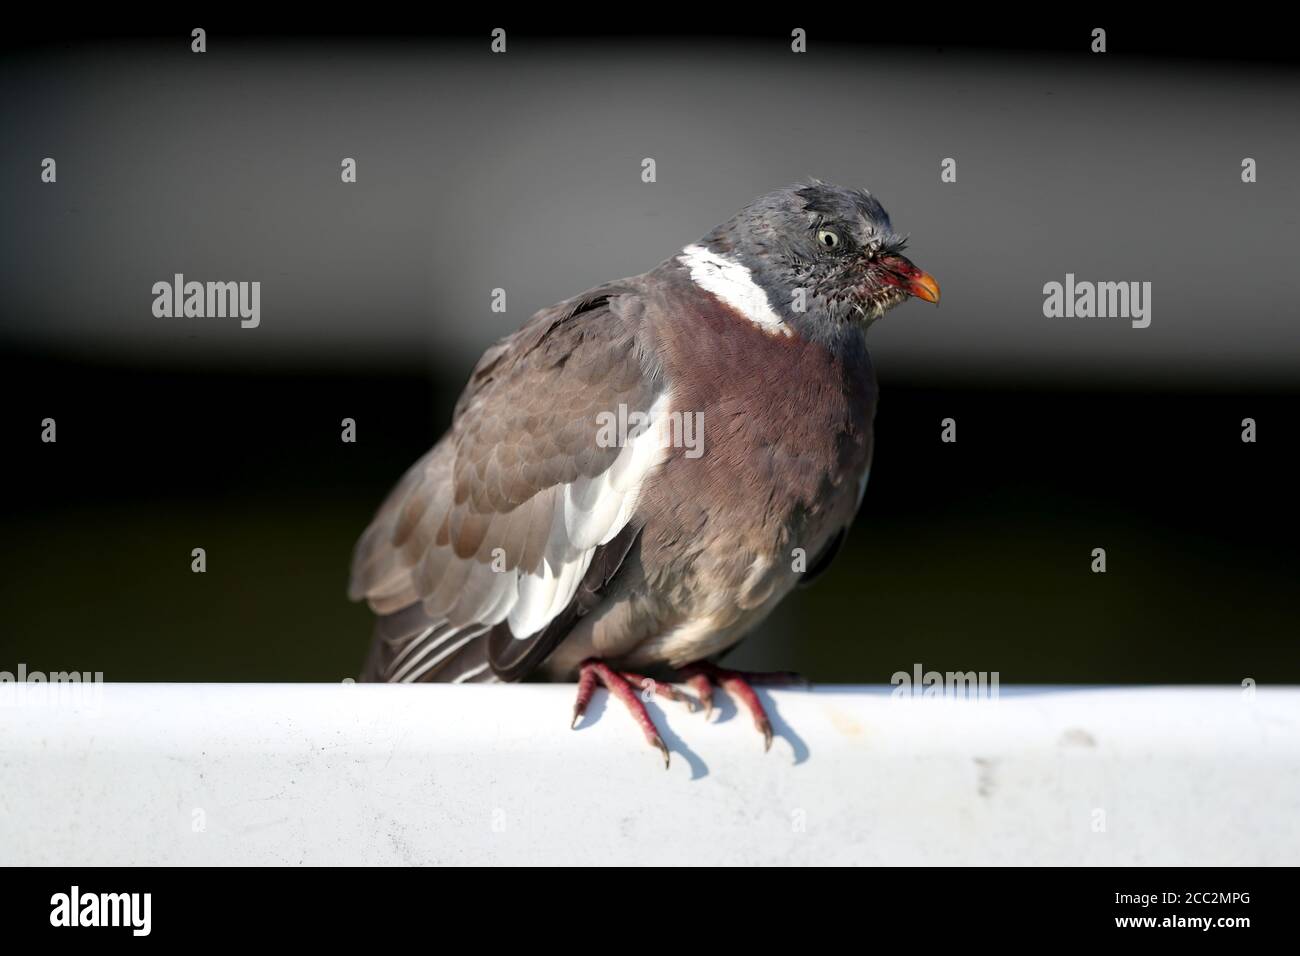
(637, 285, 875, 557)
(654, 287, 876, 488)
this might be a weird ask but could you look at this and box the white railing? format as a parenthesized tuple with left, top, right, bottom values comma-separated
(2, 683, 1297, 865)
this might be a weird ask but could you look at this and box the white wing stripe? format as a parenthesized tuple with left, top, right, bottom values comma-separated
(386, 392, 673, 647)
(391, 623, 477, 683)
(400, 628, 488, 683)
(385, 624, 439, 675)
(503, 391, 670, 639)
(452, 662, 490, 683)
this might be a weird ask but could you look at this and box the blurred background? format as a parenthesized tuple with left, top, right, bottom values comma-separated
(2, 19, 1297, 683)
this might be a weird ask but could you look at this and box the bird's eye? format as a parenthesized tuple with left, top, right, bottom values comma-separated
(816, 228, 841, 250)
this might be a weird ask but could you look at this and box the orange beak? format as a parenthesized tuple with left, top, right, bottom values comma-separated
(905, 269, 941, 304)
(880, 254, 941, 305)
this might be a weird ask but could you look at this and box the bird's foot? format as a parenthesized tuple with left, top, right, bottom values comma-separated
(620, 671, 697, 711)
(677, 661, 809, 752)
(570, 659, 806, 765)
(572, 659, 692, 768)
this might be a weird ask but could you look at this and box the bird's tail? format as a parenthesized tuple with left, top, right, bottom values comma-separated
(359, 613, 501, 684)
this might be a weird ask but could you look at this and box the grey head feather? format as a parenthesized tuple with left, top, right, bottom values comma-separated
(699, 180, 927, 344)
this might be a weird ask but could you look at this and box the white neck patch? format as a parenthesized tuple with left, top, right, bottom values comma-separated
(679, 244, 791, 337)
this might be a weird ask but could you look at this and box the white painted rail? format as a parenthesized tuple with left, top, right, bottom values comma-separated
(2, 683, 1297, 865)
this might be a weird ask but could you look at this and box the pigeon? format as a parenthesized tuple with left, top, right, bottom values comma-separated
(349, 181, 939, 765)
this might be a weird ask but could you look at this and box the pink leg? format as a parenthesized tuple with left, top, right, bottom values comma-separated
(620, 671, 696, 711)
(685, 673, 715, 718)
(679, 662, 809, 752)
(571, 659, 671, 768)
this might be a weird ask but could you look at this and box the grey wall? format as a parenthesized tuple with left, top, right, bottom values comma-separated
(4, 40, 1297, 386)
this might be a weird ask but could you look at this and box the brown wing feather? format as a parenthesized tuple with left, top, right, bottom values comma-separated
(350, 282, 664, 683)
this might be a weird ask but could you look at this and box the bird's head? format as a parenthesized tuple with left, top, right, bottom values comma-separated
(700, 181, 939, 337)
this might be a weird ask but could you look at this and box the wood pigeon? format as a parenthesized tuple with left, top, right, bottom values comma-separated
(349, 181, 939, 764)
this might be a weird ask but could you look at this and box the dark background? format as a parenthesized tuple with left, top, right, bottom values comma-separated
(2, 16, 1296, 683)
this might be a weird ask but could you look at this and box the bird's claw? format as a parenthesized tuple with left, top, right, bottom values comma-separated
(679, 661, 808, 752)
(571, 659, 674, 768)
(622, 671, 697, 712)
(570, 659, 806, 763)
